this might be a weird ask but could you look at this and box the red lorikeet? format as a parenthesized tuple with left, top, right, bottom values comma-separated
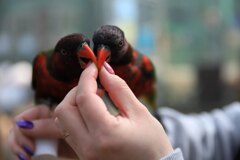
(92, 25, 157, 111)
(32, 33, 95, 108)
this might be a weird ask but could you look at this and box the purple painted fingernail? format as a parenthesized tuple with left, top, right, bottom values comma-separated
(16, 120, 33, 129)
(17, 153, 26, 160)
(22, 144, 34, 156)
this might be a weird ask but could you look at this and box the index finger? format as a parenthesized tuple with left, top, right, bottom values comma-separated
(77, 62, 98, 95)
(76, 63, 115, 130)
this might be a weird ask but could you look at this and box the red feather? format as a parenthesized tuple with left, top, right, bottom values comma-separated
(32, 52, 78, 105)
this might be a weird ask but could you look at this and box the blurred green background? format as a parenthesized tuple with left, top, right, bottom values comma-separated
(0, 0, 240, 159)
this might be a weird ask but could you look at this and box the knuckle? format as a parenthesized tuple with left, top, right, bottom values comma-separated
(75, 93, 87, 106)
(133, 103, 150, 116)
(54, 103, 66, 117)
(138, 103, 149, 112)
(115, 76, 128, 86)
(110, 77, 129, 91)
(75, 93, 93, 107)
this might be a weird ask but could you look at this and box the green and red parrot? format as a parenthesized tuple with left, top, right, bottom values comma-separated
(32, 33, 95, 107)
(92, 25, 157, 111)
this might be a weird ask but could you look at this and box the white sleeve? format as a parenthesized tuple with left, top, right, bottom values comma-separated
(160, 148, 184, 160)
(157, 102, 240, 160)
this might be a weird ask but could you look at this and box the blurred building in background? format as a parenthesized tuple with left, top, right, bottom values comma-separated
(0, 0, 240, 159)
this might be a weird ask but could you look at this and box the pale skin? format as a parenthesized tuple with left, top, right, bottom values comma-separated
(55, 62, 173, 160)
(9, 62, 173, 160)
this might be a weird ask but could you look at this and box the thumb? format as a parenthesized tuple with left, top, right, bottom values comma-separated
(99, 62, 143, 117)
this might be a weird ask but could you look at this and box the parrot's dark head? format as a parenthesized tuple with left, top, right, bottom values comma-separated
(51, 33, 95, 81)
(93, 25, 132, 68)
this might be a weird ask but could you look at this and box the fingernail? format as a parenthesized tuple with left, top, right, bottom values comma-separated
(17, 153, 26, 160)
(16, 120, 33, 129)
(22, 144, 34, 156)
(104, 62, 115, 74)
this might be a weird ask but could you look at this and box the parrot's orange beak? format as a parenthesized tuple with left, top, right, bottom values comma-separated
(97, 45, 111, 70)
(77, 42, 97, 69)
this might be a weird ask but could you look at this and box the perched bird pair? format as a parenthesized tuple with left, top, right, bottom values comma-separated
(32, 25, 156, 111)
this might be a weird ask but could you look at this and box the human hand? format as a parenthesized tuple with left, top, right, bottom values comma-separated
(55, 62, 173, 160)
(8, 105, 77, 160)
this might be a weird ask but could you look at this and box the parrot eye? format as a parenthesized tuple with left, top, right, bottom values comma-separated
(60, 49, 68, 56)
(118, 40, 124, 47)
